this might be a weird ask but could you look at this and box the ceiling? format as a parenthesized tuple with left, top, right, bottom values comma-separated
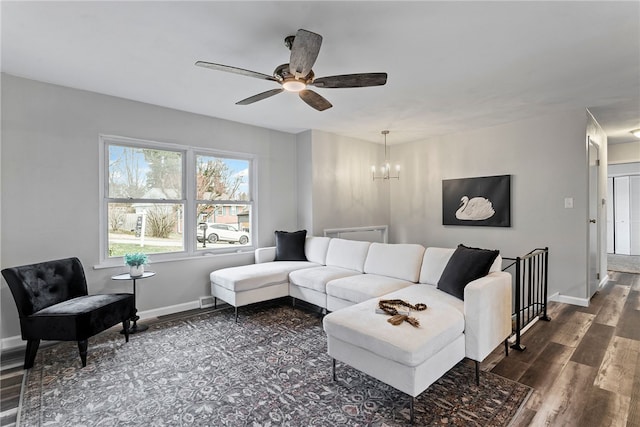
(2, 1, 639, 145)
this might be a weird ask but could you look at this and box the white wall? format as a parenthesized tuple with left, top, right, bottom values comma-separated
(304, 130, 389, 236)
(295, 130, 313, 232)
(1, 74, 298, 342)
(609, 141, 640, 164)
(389, 109, 595, 300)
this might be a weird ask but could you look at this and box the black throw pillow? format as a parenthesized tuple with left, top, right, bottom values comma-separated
(437, 244, 499, 300)
(274, 230, 307, 261)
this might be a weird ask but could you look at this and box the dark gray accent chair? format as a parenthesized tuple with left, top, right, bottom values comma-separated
(2, 257, 135, 369)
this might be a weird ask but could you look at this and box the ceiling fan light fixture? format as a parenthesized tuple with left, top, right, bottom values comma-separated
(630, 128, 640, 139)
(282, 79, 306, 92)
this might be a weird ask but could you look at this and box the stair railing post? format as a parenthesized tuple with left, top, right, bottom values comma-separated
(540, 247, 551, 321)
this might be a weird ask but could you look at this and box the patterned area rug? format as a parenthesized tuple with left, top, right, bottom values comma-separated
(19, 303, 531, 426)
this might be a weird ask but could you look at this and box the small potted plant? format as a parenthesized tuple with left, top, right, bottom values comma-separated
(124, 252, 149, 277)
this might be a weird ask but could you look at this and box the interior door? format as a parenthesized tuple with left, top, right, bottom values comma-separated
(607, 177, 614, 253)
(630, 175, 640, 255)
(588, 139, 600, 298)
(614, 176, 631, 255)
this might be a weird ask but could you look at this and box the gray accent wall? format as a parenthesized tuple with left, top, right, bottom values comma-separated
(1, 74, 298, 341)
(389, 109, 607, 300)
(299, 130, 389, 236)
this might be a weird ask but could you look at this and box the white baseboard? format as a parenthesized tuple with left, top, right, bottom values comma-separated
(1, 299, 203, 353)
(548, 292, 590, 307)
(1, 335, 26, 353)
(137, 300, 201, 320)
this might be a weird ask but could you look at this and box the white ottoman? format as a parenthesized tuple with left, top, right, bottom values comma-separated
(322, 284, 466, 423)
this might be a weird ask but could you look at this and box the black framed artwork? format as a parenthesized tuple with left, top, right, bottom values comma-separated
(442, 175, 511, 227)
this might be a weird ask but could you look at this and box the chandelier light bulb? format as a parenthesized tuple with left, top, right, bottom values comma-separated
(372, 130, 400, 181)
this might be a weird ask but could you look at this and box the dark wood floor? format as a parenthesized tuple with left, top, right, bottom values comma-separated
(1, 271, 638, 426)
(485, 270, 640, 427)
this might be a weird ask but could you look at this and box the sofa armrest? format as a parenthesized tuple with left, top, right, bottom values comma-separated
(255, 247, 276, 264)
(463, 271, 512, 362)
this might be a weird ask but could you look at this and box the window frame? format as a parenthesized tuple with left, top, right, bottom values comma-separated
(99, 135, 257, 267)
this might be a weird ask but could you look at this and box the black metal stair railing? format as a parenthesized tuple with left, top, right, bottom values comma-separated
(502, 247, 551, 351)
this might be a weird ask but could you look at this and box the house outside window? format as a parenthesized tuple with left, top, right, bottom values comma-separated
(101, 136, 254, 263)
(195, 153, 251, 250)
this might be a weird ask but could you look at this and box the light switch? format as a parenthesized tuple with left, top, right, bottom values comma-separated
(564, 197, 574, 209)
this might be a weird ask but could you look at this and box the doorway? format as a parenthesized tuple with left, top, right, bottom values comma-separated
(607, 162, 640, 273)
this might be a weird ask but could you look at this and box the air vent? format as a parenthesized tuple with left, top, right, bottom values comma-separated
(199, 296, 216, 309)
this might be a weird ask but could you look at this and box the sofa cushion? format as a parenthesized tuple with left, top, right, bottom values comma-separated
(274, 230, 307, 261)
(210, 261, 319, 292)
(289, 266, 361, 293)
(323, 284, 465, 367)
(304, 236, 331, 265)
(437, 244, 499, 300)
(363, 243, 425, 282)
(419, 247, 455, 286)
(326, 274, 414, 305)
(325, 238, 371, 272)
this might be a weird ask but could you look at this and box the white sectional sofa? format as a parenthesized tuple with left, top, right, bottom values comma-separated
(209, 235, 511, 423)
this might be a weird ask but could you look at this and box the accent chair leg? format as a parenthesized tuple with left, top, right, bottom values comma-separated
(123, 319, 131, 342)
(292, 297, 296, 308)
(214, 297, 217, 309)
(234, 307, 238, 323)
(475, 360, 480, 386)
(409, 395, 415, 424)
(24, 339, 40, 369)
(78, 340, 88, 367)
(504, 339, 509, 357)
(332, 358, 336, 382)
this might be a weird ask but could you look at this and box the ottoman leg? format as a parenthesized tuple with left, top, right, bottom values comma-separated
(332, 358, 336, 381)
(409, 395, 414, 424)
(475, 360, 480, 385)
(235, 307, 238, 323)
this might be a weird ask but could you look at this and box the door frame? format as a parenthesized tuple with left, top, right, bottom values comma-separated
(587, 137, 602, 299)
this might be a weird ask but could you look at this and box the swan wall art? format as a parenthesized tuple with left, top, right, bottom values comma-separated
(442, 175, 511, 227)
(456, 196, 495, 220)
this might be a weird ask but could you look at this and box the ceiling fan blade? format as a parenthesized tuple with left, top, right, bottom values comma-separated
(311, 73, 387, 88)
(236, 88, 284, 105)
(289, 29, 323, 79)
(299, 90, 332, 111)
(195, 61, 277, 82)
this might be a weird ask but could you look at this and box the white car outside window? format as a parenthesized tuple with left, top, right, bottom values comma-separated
(197, 223, 249, 245)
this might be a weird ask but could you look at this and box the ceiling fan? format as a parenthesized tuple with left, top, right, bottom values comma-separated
(195, 29, 387, 111)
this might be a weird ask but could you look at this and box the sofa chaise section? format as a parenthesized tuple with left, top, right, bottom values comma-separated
(210, 236, 330, 320)
(323, 246, 511, 423)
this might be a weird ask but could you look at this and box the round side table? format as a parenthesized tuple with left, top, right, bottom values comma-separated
(111, 271, 156, 333)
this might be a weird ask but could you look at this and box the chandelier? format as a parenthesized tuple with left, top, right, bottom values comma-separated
(371, 130, 400, 181)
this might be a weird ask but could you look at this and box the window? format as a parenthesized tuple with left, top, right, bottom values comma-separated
(101, 136, 254, 263)
(195, 153, 251, 250)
